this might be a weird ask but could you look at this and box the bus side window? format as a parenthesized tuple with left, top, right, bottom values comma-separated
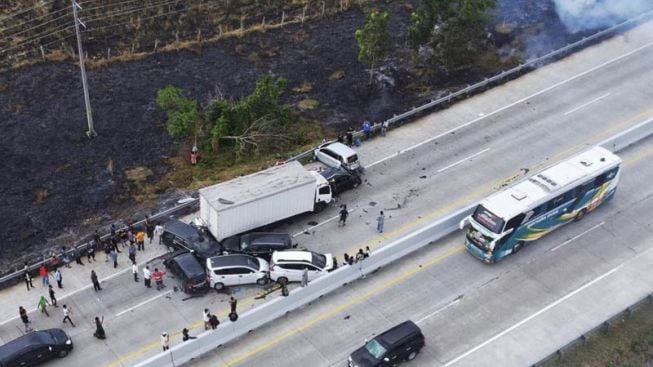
(505, 213, 526, 232)
(577, 179, 595, 196)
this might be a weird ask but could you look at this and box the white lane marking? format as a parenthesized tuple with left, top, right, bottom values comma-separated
(0, 254, 165, 326)
(292, 209, 355, 238)
(115, 290, 173, 317)
(366, 41, 653, 169)
(564, 93, 611, 115)
(551, 222, 605, 252)
(437, 149, 491, 173)
(416, 298, 461, 324)
(443, 263, 623, 367)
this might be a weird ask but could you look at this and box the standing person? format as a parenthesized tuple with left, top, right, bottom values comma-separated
(362, 120, 371, 140)
(91, 270, 101, 291)
(355, 249, 365, 263)
(48, 285, 58, 307)
(109, 248, 118, 269)
(301, 267, 309, 287)
(39, 264, 49, 287)
(153, 268, 166, 291)
(338, 205, 349, 227)
(376, 211, 385, 233)
(229, 296, 238, 321)
(54, 268, 63, 288)
(346, 127, 354, 146)
(93, 316, 106, 339)
(209, 314, 220, 330)
(161, 332, 170, 351)
(182, 328, 196, 341)
(19, 306, 32, 332)
(381, 120, 388, 136)
(73, 245, 84, 265)
(365, 246, 371, 258)
(37, 295, 50, 317)
(103, 240, 111, 263)
(132, 263, 139, 282)
(146, 220, 155, 244)
(343, 253, 350, 266)
(24, 268, 34, 291)
(154, 222, 164, 245)
(203, 309, 211, 330)
(136, 230, 146, 251)
(62, 305, 75, 327)
(143, 266, 152, 288)
(87, 240, 96, 262)
(128, 243, 137, 264)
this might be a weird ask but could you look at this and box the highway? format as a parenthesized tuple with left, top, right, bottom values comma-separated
(0, 18, 651, 367)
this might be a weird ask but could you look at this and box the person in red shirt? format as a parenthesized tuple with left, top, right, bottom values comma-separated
(153, 268, 166, 291)
(39, 264, 49, 287)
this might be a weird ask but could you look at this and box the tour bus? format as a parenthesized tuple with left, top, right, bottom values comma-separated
(460, 146, 622, 263)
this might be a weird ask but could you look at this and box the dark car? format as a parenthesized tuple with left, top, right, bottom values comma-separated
(348, 321, 425, 367)
(0, 328, 73, 367)
(163, 251, 210, 294)
(320, 167, 362, 196)
(221, 232, 294, 260)
(161, 220, 222, 262)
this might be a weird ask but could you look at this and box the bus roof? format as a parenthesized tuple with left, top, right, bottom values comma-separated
(480, 146, 621, 221)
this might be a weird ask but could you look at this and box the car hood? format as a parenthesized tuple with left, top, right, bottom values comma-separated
(222, 236, 241, 252)
(350, 347, 378, 367)
(47, 328, 71, 345)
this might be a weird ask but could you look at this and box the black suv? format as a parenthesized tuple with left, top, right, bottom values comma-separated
(221, 232, 294, 260)
(0, 328, 73, 366)
(320, 167, 362, 196)
(348, 321, 425, 367)
(161, 220, 222, 262)
(163, 250, 210, 294)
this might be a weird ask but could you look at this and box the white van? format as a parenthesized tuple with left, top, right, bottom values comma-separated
(269, 250, 334, 284)
(206, 254, 269, 290)
(314, 142, 361, 172)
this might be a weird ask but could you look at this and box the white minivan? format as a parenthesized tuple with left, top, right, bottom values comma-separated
(206, 254, 269, 291)
(269, 250, 334, 284)
(314, 142, 361, 172)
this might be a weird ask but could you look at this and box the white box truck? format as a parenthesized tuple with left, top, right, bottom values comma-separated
(199, 161, 333, 241)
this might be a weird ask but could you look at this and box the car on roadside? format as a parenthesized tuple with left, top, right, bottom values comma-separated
(206, 254, 270, 291)
(348, 320, 425, 367)
(319, 167, 362, 196)
(161, 219, 222, 262)
(221, 232, 294, 260)
(269, 250, 334, 284)
(163, 250, 210, 294)
(314, 141, 361, 172)
(0, 328, 73, 366)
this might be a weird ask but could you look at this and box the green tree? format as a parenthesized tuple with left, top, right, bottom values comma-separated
(355, 10, 390, 85)
(155, 86, 201, 138)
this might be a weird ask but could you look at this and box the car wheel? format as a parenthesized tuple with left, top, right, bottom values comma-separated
(574, 208, 587, 222)
(57, 349, 69, 358)
(407, 350, 418, 361)
(512, 241, 524, 254)
(256, 277, 268, 285)
(353, 178, 361, 188)
(214, 282, 225, 291)
(277, 277, 289, 285)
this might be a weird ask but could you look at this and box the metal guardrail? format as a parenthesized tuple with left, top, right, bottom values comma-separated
(285, 10, 653, 165)
(0, 197, 199, 287)
(136, 116, 653, 366)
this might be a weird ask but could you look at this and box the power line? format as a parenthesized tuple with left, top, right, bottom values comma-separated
(0, 11, 72, 40)
(0, 24, 75, 54)
(83, 0, 191, 24)
(0, 0, 59, 22)
(0, 7, 70, 36)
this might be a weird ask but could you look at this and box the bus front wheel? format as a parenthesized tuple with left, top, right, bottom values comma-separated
(512, 242, 524, 254)
(574, 209, 587, 222)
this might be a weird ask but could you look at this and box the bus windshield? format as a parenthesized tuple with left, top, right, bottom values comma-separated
(472, 205, 504, 234)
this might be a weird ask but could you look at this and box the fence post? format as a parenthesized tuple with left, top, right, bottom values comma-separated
(281, 11, 285, 25)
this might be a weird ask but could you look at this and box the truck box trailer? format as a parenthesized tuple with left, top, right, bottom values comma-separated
(199, 161, 332, 241)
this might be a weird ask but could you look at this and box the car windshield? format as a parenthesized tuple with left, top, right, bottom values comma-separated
(364, 339, 387, 359)
(37, 331, 56, 344)
(472, 205, 505, 234)
(310, 252, 327, 268)
(349, 154, 358, 163)
(249, 257, 260, 269)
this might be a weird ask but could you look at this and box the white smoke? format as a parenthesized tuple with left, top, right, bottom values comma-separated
(552, 0, 653, 32)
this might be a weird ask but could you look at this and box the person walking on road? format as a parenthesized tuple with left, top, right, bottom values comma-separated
(128, 243, 137, 264)
(136, 230, 146, 251)
(62, 305, 75, 327)
(161, 332, 170, 351)
(143, 266, 152, 288)
(39, 264, 49, 287)
(338, 205, 349, 227)
(19, 306, 32, 332)
(91, 270, 101, 291)
(87, 240, 96, 262)
(182, 328, 196, 341)
(24, 269, 34, 291)
(48, 285, 58, 307)
(153, 268, 166, 290)
(146, 220, 155, 245)
(109, 248, 118, 269)
(37, 295, 50, 317)
(203, 309, 211, 330)
(94, 316, 106, 339)
(54, 268, 63, 289)
(376, 211, 385, 233)
(132, 263, 139, 282)
(73, 246, 84, 265)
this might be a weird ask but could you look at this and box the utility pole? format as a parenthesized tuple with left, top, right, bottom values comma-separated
(72, 0, 96, 137)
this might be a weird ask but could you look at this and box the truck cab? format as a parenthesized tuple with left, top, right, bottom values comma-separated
(311, 171, 333, 211)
